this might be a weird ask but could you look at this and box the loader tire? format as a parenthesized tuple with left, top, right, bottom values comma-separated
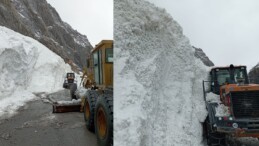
(70, 83, 77, 100)
(95, 93, 113, 146)
(84, 90, 98, 132)
(205, 117, 226, 146)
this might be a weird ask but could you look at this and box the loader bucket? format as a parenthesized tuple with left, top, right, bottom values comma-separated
(52, 104, 81, 113)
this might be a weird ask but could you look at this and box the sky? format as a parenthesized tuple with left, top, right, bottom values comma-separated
(46, 0, 113, 47)
(45, 0, 259, 71)
(147, 0, 259, 71)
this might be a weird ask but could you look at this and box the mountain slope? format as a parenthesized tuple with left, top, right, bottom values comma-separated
(0, 0, 92, 69)
(193, 46, 214, 67)
(248, 63, 259, 83)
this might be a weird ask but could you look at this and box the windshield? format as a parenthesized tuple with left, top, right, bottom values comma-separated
(216, 68, 246, 85)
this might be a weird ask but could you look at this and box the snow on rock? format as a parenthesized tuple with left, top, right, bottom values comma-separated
(0, 26, 71, 117)
(114, 0, 209, 145)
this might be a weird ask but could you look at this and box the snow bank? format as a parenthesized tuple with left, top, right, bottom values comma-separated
(0, 26, 71, 117)
(114, 0, 209, 145)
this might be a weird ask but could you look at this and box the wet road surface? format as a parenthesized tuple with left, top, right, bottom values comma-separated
(0, 90, 97, 146)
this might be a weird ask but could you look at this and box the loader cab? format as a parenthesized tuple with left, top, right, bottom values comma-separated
(66, 72, 75, 83)
(210, 65, 249, 94)
(63, 72, 76, 89)
(90, 40, 113, 88)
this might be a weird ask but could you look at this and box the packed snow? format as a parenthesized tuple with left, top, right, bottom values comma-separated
(114, 0, 210, 145)
(206, 92, 220, 103)
(0, 26, 71, 118)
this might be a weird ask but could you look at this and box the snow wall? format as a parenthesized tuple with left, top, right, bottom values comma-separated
(114, 0, 209, 145)
(0, 26, 71, 117)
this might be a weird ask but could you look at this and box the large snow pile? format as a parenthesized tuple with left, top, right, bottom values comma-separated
(114, 0, 209, 145)
(0, 26, 71, 117)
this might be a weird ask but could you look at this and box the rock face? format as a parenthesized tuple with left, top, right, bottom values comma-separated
(0, 0, 92, 69)
(248, 64, 259, 84)
(193, 46, 214, 67)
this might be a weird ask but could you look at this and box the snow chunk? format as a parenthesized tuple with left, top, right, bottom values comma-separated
(56, 99, 81, 105)
(75, 86, 89, 98)
(0, 26, 71, 117)
(215, 104, 230, 117)
(206, 92, 221, 103)
(114, 0, 209, 145)
(206, 92, 230, 117)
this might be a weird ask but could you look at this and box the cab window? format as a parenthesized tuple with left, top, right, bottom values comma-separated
(106, 48, 113, 63)
(216, 68, 246, 85)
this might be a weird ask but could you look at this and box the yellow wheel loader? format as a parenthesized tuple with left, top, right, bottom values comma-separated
(52, 72, 80, 113)
(52, 40, 113, 146)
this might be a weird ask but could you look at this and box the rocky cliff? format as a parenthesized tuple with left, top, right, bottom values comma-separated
(0, 0, 92, 70)
(193, 46, 214, 67)
(248, 63, 259, 83)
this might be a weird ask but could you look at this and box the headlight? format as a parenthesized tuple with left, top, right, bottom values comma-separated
(232, 123, 238, 128)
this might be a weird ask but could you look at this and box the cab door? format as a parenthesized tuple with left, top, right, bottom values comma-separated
(93, 50, 103, 85)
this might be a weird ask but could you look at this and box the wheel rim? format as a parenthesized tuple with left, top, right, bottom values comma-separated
(97, 107, 107, 139)
(85, 100, 90, 120)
